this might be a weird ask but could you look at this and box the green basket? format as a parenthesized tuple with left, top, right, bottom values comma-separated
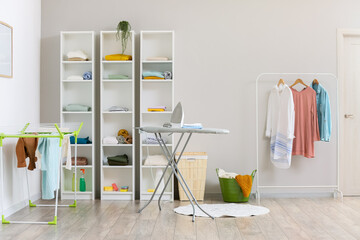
(216, 168, 257, 203)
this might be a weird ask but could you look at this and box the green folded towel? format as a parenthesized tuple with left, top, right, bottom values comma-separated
(107, 154, 129, 166)
(108, 74, 129, 79)
(64, 104, 91, 112)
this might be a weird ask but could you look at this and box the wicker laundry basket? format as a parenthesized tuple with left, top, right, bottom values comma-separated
(176, 152, 208, 201)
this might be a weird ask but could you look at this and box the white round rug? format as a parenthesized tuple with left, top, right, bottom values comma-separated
(174, 203, 269, 218)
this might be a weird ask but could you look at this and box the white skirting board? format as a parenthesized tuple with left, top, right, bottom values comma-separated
(3, 192, 41, 217)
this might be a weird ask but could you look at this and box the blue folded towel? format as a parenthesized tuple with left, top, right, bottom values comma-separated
(164, 71, 172, 79)
(142, 71, 164, 78)
(70, 136, 92, 144)
(83, 71, 92, 80)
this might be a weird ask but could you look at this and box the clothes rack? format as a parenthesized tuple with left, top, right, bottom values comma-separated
(0, 122, 83, 225)
(255, 73, 343, 203)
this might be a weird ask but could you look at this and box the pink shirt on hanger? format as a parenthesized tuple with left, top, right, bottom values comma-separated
(291, 86, 320, 158)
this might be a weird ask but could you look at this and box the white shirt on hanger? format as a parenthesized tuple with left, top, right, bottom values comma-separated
(265, 84, 295, 169)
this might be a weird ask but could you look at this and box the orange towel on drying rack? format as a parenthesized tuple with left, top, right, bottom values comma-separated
(235, 174, 252, 197)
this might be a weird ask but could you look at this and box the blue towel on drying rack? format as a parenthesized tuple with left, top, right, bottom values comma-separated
(83, 71, 92, 80)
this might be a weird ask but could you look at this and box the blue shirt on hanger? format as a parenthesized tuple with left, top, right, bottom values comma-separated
(311, 82, 331, 142)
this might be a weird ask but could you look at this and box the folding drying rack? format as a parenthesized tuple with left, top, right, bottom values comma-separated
(0, 122, 83, 225)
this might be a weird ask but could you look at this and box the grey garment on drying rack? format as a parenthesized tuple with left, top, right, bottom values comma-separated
(163, 71, 172, 79)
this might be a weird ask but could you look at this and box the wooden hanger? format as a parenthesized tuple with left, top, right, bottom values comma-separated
(277, 78, 285, 87)
(312, 78, 319, 85)
(290, 78, 308, 88)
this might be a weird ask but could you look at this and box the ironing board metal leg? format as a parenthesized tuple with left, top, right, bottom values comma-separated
(138, 148, 172, 213)
(156, 134, 196, 222)
(157, 133, 185, 210)
(159, 134, 214, 219)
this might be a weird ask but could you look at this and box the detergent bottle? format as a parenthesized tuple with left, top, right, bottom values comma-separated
(79, 169, 86, 192)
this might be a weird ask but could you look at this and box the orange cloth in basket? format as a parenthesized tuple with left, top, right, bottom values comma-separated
(235, 175, 252, 198)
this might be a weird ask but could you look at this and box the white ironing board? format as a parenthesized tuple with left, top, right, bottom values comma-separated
(138, 126, 229, 222)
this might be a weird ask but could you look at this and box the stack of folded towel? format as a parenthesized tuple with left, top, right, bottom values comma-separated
(105, 54, 132, 61)
(107, 154, 129, 166)
(142, 71, 172, 80)
(70, 136, 92, 144)
(67, 50, 89, 61)
(144, 134, 168, 144)
(146, 57, 169, 61)
(107, 74, 129, 79)
(64, 104, 91, 112)
(148, 106, 166, 112)
(103, 136, 118, 144)
(70, 157, 88, 166)
(108, 106, 129, 112)
(67, 75, 83, 80)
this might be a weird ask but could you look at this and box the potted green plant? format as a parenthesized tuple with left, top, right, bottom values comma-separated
(116, 21, 132, 55)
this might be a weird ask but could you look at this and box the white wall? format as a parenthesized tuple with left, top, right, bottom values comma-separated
(40, 0, 360, 196)
(0, 0, 41, 215)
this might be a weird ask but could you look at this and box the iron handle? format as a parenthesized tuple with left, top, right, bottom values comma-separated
(345, 114, 354, 119)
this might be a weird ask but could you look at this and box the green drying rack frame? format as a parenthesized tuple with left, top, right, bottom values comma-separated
(0, 122, 83, 225)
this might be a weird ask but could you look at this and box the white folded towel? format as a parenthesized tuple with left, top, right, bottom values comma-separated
(218, 168, 238, 179)
(67, 50, 88, 60)
(67, 75, 83, 80)
(103, 136, 118, 144)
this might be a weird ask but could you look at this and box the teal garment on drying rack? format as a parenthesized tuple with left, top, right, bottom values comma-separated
(38, 136, 60, 199)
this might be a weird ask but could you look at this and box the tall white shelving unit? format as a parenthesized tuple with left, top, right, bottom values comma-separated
(100, 31, 135, 200)
(60, 31, 95, 200)
(140, 31, 175, 201)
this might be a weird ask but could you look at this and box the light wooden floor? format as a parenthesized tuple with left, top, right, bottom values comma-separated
(1, 197, 360, 239)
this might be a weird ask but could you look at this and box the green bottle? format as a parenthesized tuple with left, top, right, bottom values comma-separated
(79, 169, 86, 192)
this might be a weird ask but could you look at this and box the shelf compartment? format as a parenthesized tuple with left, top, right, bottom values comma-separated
(102, 82, 133, 110)
(61, 32, 93, 61)
(141, 32, 173, 61)
(102, 114, 133, 138)
(61, 82, 93, 108)
(62, 114, 93, 140)
(101, 31, 133, 59)
(103, 145, 133, 165)
(141, 82, 173, 113)
(102, 168, 133, 193)
(63, 168, 93, 193)
(101, 62, 133, 80)
(61, 63, 93, 81)
(141, 167, 172, 193)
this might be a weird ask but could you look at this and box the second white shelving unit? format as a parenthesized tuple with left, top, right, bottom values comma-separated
(100, 31, 135, 200)
(140, 31, 175, 201)
(60, 31, 95, 200)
